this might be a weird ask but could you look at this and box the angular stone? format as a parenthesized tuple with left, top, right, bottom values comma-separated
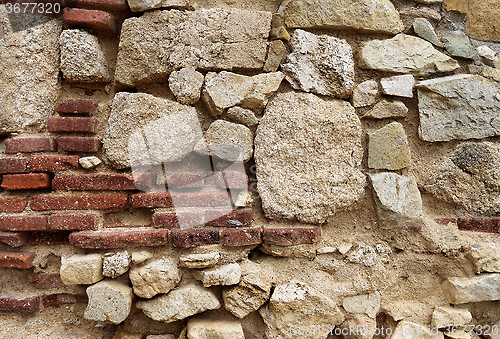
(179, 252, 220, 269)
(168, 67, 204, 105)
(442, 31, 478, 60)
(84, 280, 133, 324)
(444, 0, 468, 13)
(362, 100, 408, 119)
(59, 29, 110, 83)
(263, 40, 287, 72)
(466, 0, 500, 41)
(223, 271, 271, 318)
(413, 18, 443, 47)
(358, 34, 459, 75)
(368, 122, 411, 170)
(352, 80, 378, 108)
(467, 243, 500, 273)
(444, 274, 500, 304)
(115, 9, 271, 87)
(127, 0, 161, 12)
(342, 291, 381, 318)
(255, 91, 365, 223)
(129, 258, 181, 298)
(103, 251, 131, 278)
(278, 0, 403, 34)
(222, 107, 259, 128)
(369, 172, 424, 229)
(431, 306, 472, 329)
(136, 282, 221, 323)
(380, 75, 415, 98)
(390, 321, 444, 339)
(416, 75, 500, 142)
(60, 253, 104, 285)
(187, 319, 245, 339)
(193, 263, 241, 287)
(477, 46, 496, 61)
(79, 156, 102, 169)
(281, 29, 355, 98)
(158, 0, 194, 10)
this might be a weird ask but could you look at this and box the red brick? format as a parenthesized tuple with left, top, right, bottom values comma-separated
(52, 173, 152, 191)
(131, 192, 173, 208)
(49, 214, 99, 230)
(29, 155, 80, 172)
(153, 212, 203, 229)
(262, 227, 321, 246)
(28, 232, 71, 245)
(47, 117, 97, 133)
(56, 98, 98, 115)
(214, 171, 249, 189)
(205, 209, 252, 227)
(0, 251, 35, 269)
(161, 172, 206, 188)
(62, 0, 128, 10)
(0, 158, 29, 174)
(42, 294, 77, 307)
(57, 137, 101, 152)
(171, 229, 219, 249)
(434, 218, 457, 226)
(69, 229, 169, 249)
(27, 273, 66, 289)
(0, 294, 40, 313)
(0, 232, 30, 247)
(63, 8, 117, 35)
(0, 197, 28, 213)
(1, 173, 51, 190)
(171, 191, 231, 207)
(5, 137, 57, 153)
(221, 228, 262, 247)
(31, 194, 128, 211)
(457, 218, 500, 233)
(0, 215, 47, 231)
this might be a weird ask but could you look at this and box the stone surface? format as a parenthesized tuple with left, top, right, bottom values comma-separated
(103, 251, 131, 278)
(115, 9, 272, 87)
(79, 156, 102, 169)
(444, 0, 468, 13)
(466, 0, 500, 41)
(281, 29, 355, 98)
(363, 100, 408, 119)
(129, 258, 181, 298)
(255, 91, 365, 224)
(193, 263, 241, 287)
(347, 244, 378, 267)
(168, 67, 204, 105)
(413, 18, 443, 47)
(127, 0, 161, 12)
(390, 321, 444, 339)
(84, 280, 133, 324)
(352, 80, 378, 108)
(368, 122, 411, 170)
(103, 92, 203, 169)
(187, 319, 245, 339)
(467, 242, 500, 273)
(431, 306, 472, 329)
(442, 31, 478, 60)
(358, 34, 459, 75)
(369, 172, 424, 229)
(416, 75, 500, 142)
(477, 45, 496, 61)
(179, 252, 220, 269)
(264, 40, 287, 72)
(59, 29, 110, 83)
(339, 314, 376, 339)
(60, 253, 104, 285)
(136, 282, 221, 323)
(443, 274, 500, 304)
(277, 0, 403, 34)
(223, 271, 271, 318)
(380, 75, 414, 98)
(342, 291, 381, 318)
(222, 107, 259, 128)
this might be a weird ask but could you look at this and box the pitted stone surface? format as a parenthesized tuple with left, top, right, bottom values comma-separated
(223, 272, 271, 318)
(187, 319, 245, 339)
(368, 122, 411, 170)
(60, 253, 103, 285)
(84, 280, 133, 324)
(193, 263, 241, 287)
(168, 67, 204, 105)
(103, 251, 131, 278)
(444, 274, 500, 304)
(129, 258, 181, 298)
(363, 100, 408, 119)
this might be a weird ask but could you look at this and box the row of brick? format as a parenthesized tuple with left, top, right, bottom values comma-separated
(0, 292, 78, 313)
(4, 137, 100, 153)
(0, 156, 80, 174)
(435, 217, 500, 233)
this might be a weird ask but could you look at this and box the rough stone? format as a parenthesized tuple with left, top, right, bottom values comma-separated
(103, 251, 131, 278)
(264, 40, 287, 72)
(187, 319, 245, 339)
(443, 274, 500, 304)
(136, 282, 221, 323)
(223, 272, 271, 318)
(413, 18, 443, 47)
(477, 46, 496, 61)
(347, 244, 378, 267)
(234, 191, 254, 208)
(79, 156, 102, 169)
(222, 107, 259, 128)
(131, 251, 153, 264)
(281, 29, 355, 98)
(416, 75, 500, 142)
(390, 321, 444, 339)
(260, 243, 318, 259)
(255, 91, 365, 224)
(113, 327, 142, 339)
(193, 263, 241, 287)
(368, 122, 411, 170)
(317, 246, 336, 254)
(444, 0, 468, 13)
(339, 315, 376, 339)
(129, 258, 181, 298)
(59, 29, 110, 83)
(352, 80, 378, 108)
(60, 253, 104, 285)
(431, 306, 472, 329)
(369, 172, 424, 229)
(467, 243, 500, 273)
(127, 0, 161, 12)
(380, 75, 415, 98)
(168, 67, 204, 105)
(146, 335, 175, 339)
(84, 280, 133, 324)
(358, 34, 460, 75)
(277, 0, 403, 34)
(362, 100, 408, 119)
(179, 252, 220, 269)
(115, 9, 271, 87)
(442, 31, 478, 60)
(342, 291, 381, 318)
(103, 92, 203, 169)
(466, 0, 500, 41)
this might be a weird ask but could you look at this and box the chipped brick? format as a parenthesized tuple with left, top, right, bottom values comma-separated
(29, 155, 80, 172)
(5, 137, 57, 153)
(1, 173, 51, 190)
(457, 218, 500, 233)
(31, 194, 129, 211)
(0, 294, 40, 313)
(0, 251, 35, 269)
(0, 232, 30, 247)
(52, 173, 152, 191)
(49, 214, 99, 231)
(131, 193, 173, 208)
(0, 197, 29, 213)
(0, 215, 47, 231)
(56, 98, 98, 115)
(262, 227, 321, 246)
(221, 227, 262, 246)
(47, 117, 97, 133)
(69, 229, 169, 249)
(57, 137, 101, 152)
(204, 209, 252, 227)
(0, 158, 29, 174)
(171, 229, 219, 248)
(152, 212, 203, 228)
(63, 8, 117, 35)
(27, 273, 66, 289)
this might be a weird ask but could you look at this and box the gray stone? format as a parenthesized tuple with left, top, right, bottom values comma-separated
(416, 74, 500, 142)
(223, 272, 271, 318)
(193, 263, 241, 287)
(352, 80, 378, 108)
(115, 9, 271, 88)
(187, 319, 245, 339)
(168, 67, 204, 105)
(281, 29, 355, 98)
(342, 291, 381, 318)
(358, 34, 460, 75)
(84, 280, 133, 325)
(222, 107, 259, 128)
(390, 321, 444, 339)
(129, 258, 181, 299)
(79, 156, 102, 169)
(431, 306, 472, 329)
(442, 31, 478, 60)
(467, 243, 500, 274)
(179, 252, 220, 269)
(255, 91, 366, 224)
(264, 40, 287, 72)
(362, 100, 408, 119)
(443, 274, 500, 304)
(380, 75, 415, 98)
(368, 122, 411, 170)
(413, 18, 443, 47)
(60, 254, 104, 285)
(103, 251, 131, 278)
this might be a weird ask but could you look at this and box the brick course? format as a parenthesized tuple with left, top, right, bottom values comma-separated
(31, 194, 128, 211)
(57, 137, 101, 152)
(5, 138, 57, 153)
(152, 212, 203, 228)
(1, 173, 51, 190)
(221, 227, 262, 246)
(171, 229, 219, 248)
(63, 8, 117, 35)
(52, 173, 152, 191)
(262, 227, 321, 246)
(0, 197, 29, 213)
(69, 229, 170, 248)
(0, 251, 35, 269)
(47, 117, 97, 133)
(457, 218, 500, 233)
(0, 158, 29, 174)
(49, 214, 99, 230)
(0, 295, 40, 313)
(56, 98, 98, 115)
(204, 209, 253, 227)
(29, 155, 80, 172)
(28, 232, 71, 245)
(0, 215, 48, 231)
(0, 232, 30, 247)
(27, 273, 66, 289)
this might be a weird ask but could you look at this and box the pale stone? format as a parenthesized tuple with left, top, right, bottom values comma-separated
(317, 247, 336, 254)
(187, 319, 245, 339)
(444, 274, 500, 304)
(342, 292, 381, 318)
(84, 280, 133, 325)
(380, 75, 415, 98)
(467, 243, 500, 273)
(260, 243, 318, 259)
(103, 251, 131, 278)
(179, 252, 220, 269)
(159, 0, 194, 10)
(431, 306, 472, 329)
(223, 272, 271, 318)
(362, 100, 408, 119)
(444, 0, 468, 13)
(222, 107, 259, 128)
(442, 31, 478, 60)
(264, 40, 287, 73)
(131, 251, 153, 264)
(193, 263, 241, 287)
(368, 122, 411, 170)
(338, 243, 353, 254)
(281, 29, 355, 98)
(270, 26, 291, 41)
(278, 0, 403, 34)
(466, 0, 500, 41)
(339, 314, 376, 339)
(399, 7, 442, 22)
(255, 91, 365, 224)
(389, 321, 444, 339)
(129, 258, 181, 299)
(127, 0, 161, 12)
(358, 34, 459, 75)
(59, 29, 110, 83)
(477, 46, 496, 61)
(116, 9, 271, 87)
(416, 75, 500, 142)
(168, 67, 204, 105)
(136, 282, 221, 323)
(79, 156, 102, 169)
(347, 244, 378, 267)
(480, 67, 500, 82)
(352, 80, 378, 108)
(368, 172, 424, 229)
(413, 18, 443, 47)
(60, 254, 104, 285)
(234, 191, 253, 208)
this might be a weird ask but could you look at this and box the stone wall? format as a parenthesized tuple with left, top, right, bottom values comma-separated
(1, 0, 500, 338)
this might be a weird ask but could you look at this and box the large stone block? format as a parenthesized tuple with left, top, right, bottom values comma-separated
(84, 280, 133, 324)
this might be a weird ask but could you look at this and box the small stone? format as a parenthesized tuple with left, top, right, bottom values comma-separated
(444, 274, 500, 304)
(362, 100, 408, 119)
(352, 80, 378, 108)
(444, 0, 468, 14)
(317, 246, 336, 254)
(234, 191, 253, 208)
(339, 314, 377, 339)
(223, 271, 271, 318)
(168, 67, 204, 105)
(390, 321, 444, 339)
(467, 242, 500, 273)
(187, 319, 245, 339)
(131, 251, 153, 264)
(159, 0, 195, 10)
(347, 244, 378, 267)
(413, 18, 443, 47)
(193, 263, 241, 287)
(480, 67, 500, 82)
(103, 251, 131, 278)
(477, 45, 496, 61)
(84, 280, 133, 325)
(126, 0, 161, 12)
(431, 306, 472, 329)
(338, 243, 352, 254)
(60, 253, 104, 285)
(442, 31, 478, 60)
(263, 40, 287, 72)
(129, 258, 181, 299)
(380, 75, 415, 98)
(269, 26, 291, 41)
(368, 122, 411, 170)
(222, 107, 259, 128)
(79, 156, 102, 169)
(179, 252, 220, 269)
(342, 291, 381, 318)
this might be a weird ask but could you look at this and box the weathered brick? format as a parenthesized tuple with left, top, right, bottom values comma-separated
(205, 209, 252, 227)
(49, 214, 99, 231)
(29, 155, 80, 172)
(152, 212, 203, 228)
(56, 98, 98, 115)
(28, 232, 71, 245)
(1, 173, 51, 190)
(31, 194, 128, 211)
(262, 227, 321, 246)
(62, 0, 129, 11)
(52, 173, 152, 191)
(42, 294, 77, 307)
(0, 158, 29, 174)
(63, 8, 117, 35)
(434, 218, 458, 226)
(171, 191, 230, 207)
(221, 227, 262, 247)
(215, 171, 249, 189)
(69, 229, 169, 249)
(161, 172, 206, 188)
(5, 137, 57, 153)
(171, 229, 219, 248)
(0, 197, 29, 213)
(0, 294, 40, 313)
(57, 137, 101, 152)
(457, 218, 500, 233)
(0, 232, 30, 247)
(47, 117, 97, 133)
(0, 251, 35, 269)
(131, 193, 173, 208)
(27, 273, 66, 289)
(0, 215, 47, 231)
